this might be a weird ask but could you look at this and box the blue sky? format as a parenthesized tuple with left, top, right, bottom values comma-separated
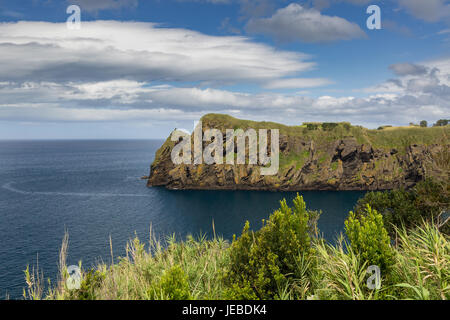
(0, 0, 449, 139)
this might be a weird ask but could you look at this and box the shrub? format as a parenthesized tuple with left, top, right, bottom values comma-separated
(355, 180, 449, 237)
(355, 189, 416, 237)
(377, 125, 392, 130)
(420, 120, 428, 128)
(157, 264, 191, 300)
(322, 123, 339, 131)
(306, 123, 319, 130)
(433, 119, 449, 127)
(67, 270, 105, 300)
(342, 123, 351, 131)
(223, 194, 320, 299)
(345, 205, 395, 274)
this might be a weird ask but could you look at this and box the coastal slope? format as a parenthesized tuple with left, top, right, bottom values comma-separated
(147, 114, 449, 191)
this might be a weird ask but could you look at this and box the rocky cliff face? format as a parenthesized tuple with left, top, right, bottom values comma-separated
(148, 115, 449, 191)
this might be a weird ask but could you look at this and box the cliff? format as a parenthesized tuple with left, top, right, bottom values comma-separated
(147, 114, 449, 191)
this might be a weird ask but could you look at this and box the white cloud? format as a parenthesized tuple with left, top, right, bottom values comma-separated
(313, 0, 450, 23)
(0, 21, 315, 85)
(397, 0, 450, 22)
(389, 63, 429, 76)
(0, 20, 448, 130)
(1, 72, 448, 128)
(246, 3, 367, 43)
(263, 78, 333, 89)
(0, 105, 195, 122)
(177, 0, 450, 24)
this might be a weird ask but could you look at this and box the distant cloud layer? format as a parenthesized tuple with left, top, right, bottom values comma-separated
(70, 0, 450, 24)
(263, 78, 334, 89)
(246, 4, 366, 43)
(0, 21, 315, 84)
(0, 20, 449, 129)
(397, 0, 450, 22)
(389, 63, 429, 76)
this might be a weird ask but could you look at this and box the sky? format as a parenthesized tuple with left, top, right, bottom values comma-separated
(0, 0, 449, 139)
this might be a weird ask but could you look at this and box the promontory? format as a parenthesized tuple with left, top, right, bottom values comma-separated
(147, 114, 449, 191)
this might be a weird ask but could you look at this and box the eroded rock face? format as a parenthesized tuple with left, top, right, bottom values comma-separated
(147, 119, 448, 191)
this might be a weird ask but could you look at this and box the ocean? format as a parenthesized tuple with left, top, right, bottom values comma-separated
(0, 140, 365, 299)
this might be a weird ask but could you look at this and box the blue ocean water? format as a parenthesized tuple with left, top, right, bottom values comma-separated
(0, 140, 365, 299)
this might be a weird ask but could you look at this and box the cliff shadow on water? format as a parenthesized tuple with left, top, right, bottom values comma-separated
(149, 186, 366, 243)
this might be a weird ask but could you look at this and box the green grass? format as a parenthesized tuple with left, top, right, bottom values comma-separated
(200, 114, 449, 151)
(25, 231, 231, 300)
(390, 224, 449, 300)
(279, 150, 310, 170)
(330, 162, 339, 171)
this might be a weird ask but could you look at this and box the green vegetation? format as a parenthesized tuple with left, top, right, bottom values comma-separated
(306, 123, 319, 131)
(345, 206, 395, 273)
(313, 222, 449, 300)
(223, 196, 320, 300)
(355, 180, 449, 237)
(391, 223, 449, 300)
(24, 191, 449, 301)
(321, 123, 339, 131)
(365, 125, 448, 151)
(330, 161, 339, 171)
(434, 119, 449, 127)
(201, 114, 449, 152)
(279, 150, 310, 170)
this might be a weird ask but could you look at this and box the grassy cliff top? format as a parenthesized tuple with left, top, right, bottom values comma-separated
(200, 113, 449, 150)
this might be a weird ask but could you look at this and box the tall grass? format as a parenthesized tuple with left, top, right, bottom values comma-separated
(23, 207, 449, 300)
(24, 229, 230, 300)
(391, 223, 449, 300)
(93, 233, 230, 300)
(312, 236, 374, 300)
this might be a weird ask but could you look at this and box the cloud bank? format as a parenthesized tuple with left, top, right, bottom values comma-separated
(246, 3, 366, 43)
(0, 20, 448, 131)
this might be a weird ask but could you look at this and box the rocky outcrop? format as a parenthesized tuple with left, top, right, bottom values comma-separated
(147, 115, 449, 191)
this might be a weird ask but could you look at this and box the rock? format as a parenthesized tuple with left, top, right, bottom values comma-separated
(338, 139, 358, 161)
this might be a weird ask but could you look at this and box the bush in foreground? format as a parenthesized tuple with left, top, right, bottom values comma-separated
(223, 195, 320, 300)
(345, 205, 395, 274)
